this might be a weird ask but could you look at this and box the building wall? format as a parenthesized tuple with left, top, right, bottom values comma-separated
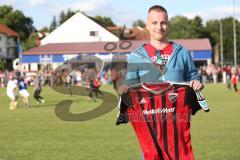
(41, 12, 119, 45)
(0, 33, 17, 59)
(0, 33, 7, 58)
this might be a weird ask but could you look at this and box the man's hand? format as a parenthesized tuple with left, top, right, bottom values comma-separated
(190, 80, 204, 91)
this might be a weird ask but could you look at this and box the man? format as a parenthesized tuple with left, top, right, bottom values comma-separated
(6, 75, 18, 110)
(33, 75, 45, 104)
(65, 73, 73, 96)
(119, 5, 204, 160)
(84, 64, 97, 101)
(18, 76, 30, 108)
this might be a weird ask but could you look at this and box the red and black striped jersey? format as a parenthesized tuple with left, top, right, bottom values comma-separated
(125, 82, 203, 160)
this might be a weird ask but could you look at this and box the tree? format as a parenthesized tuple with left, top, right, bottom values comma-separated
(58, 9, 76, 25)
(205, 18, 240, 63)
(0, 5, 35, 41)
(39, 26, 49, 33)
(169, 16, 206, 39)
(23, 32, 38, 50)
(0, 59, 6, 71)
(169, 16, 191, 38)
(91, 15, 115, 27)
(49, 16, 57, 32)
(189, 16, 205, 38)
(132, 19, 146, 28)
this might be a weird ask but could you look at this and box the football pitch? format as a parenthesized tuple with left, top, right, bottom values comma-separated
(0, 84, 239, 160)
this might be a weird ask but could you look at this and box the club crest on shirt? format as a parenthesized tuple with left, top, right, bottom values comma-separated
(139, 98, 147, 104)
(168, 93, 178, 103)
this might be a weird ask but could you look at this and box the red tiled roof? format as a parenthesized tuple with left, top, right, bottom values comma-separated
(0, 23, 19, 37)
(124, 27, 150, 40)
(106, 26, 124, 31)
(23, 39, 212, 55)
(174, 39, 212, 51)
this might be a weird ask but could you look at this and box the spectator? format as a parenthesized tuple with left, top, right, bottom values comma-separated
(231, 67, 239, 95)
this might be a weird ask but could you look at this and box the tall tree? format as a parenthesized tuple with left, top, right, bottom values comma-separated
(169, 16, 206, 39)
(39, 26, 49, 33)
(91, 15, 115, 27)
(58, 9, 76, 25)
(0, 5, 35, 41)
(169, 16, 191, 38)
(49, 16, 57, 32)
(205, 18, 240, 63)
(132, 19, 146, 28)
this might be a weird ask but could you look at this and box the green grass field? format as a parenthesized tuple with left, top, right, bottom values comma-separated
(0, 84, 239, 160)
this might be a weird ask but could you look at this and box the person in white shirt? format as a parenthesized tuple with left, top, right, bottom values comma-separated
(6, 75, 18, 110)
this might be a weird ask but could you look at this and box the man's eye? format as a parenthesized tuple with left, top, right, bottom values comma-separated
(161, 22, 167, 25)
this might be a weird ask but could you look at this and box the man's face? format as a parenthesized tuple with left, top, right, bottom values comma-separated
(146, 10, 169, 42)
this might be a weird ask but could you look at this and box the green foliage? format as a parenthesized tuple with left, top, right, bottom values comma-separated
(169, 15, 240, 63)
(0, 59, 6, 70)
(58, 9, 77, 25)
(169, 16, 205, 39)
(39, 26, 49, 33)
(205, 17, 240, 62)
(91, 15, 115, 27)
(0, 5, 35, 41)
(49, 16, 57, 32)
(132, 19, 146, 28)
(23, 33, 37, 50)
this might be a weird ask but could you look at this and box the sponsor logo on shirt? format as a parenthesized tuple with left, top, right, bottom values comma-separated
(143, 107, 175, 115)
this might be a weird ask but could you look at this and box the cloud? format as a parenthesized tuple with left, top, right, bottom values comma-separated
(55, 0, 108, 13)
(28, 0, 48, 7)
(181, 5, 240, 21)
(0, 0, 20, 6)
(53, 0, 138, 27)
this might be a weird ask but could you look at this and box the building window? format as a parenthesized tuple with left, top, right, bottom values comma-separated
(7, 48, 10, 55)
(0, 48, 2, 53)
(90, 31, 99, 36)
(7, 39, 11, 45)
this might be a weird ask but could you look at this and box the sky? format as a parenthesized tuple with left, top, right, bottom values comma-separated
(0, 0, 240, 30)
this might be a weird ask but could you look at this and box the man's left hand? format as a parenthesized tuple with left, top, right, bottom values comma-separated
(190, 80, 204, 91)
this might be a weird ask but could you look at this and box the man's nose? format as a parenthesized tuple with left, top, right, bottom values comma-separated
(156, 23, 163, 30)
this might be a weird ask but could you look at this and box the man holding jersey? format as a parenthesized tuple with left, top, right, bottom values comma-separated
(119, 5, 204, 160)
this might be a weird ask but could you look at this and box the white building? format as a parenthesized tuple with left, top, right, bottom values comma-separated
(41, 12, 119, 45)
(22, 39, 212, 72)
(0, 23, 19, 61)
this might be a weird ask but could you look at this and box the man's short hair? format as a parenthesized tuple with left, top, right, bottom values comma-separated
(148, 5, 168, 14)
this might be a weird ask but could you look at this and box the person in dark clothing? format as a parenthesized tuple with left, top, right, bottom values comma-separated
(65, 73, 73, 96)
(33, 75, 45, 104)
(84, 64, 98, 101)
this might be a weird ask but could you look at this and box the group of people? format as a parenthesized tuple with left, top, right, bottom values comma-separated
(6, 73, 45, 110)
(64, 67, 103, 101)
(222, 64, 239, 94)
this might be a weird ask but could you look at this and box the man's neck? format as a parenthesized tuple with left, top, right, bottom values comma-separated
(150, 39, 169, 50)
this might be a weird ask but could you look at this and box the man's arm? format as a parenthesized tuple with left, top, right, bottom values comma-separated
(185, 51, 204, 91)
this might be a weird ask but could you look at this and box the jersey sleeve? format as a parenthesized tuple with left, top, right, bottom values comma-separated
(188, 88, 203, 115)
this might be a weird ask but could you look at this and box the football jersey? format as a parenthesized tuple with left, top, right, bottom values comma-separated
(18, 80, 27, 90)
(125, 82, 204, 160)
(7, 79, 18, 92)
